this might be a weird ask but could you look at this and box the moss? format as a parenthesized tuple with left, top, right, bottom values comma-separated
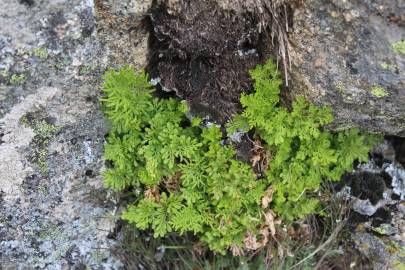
(34, 119, 61, 138)
(371, 226, 389, 236)
(91, 250, 107, 264)
(10, 73, 27, 85)
(392, 40, 405, 55)
(38, 148, 49, 174)
(371, 86, 389, 98)
(32, 47, 49, 59)
(333, 123, 357, 131)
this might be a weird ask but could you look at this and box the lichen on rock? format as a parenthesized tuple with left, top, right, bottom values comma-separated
(0, 0, 152, 268)
(289, 0, 405, 136)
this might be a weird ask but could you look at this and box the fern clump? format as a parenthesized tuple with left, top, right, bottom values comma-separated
(102, 67, 267, 253)
(228, 60, 380, 220)
(102, 63, 380, 254)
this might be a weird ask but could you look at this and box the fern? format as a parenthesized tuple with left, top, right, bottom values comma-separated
(228, 60, 381, 221)
(101, 63, 381, 254)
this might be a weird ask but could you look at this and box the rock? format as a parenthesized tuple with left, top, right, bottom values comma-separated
(340, 139, 405, 270)
(289, 0, 405, 136)
(94, 0, 152, 68)
(0, 0, 150, 268)
(0, 0, 404, 268)
(352, 232, 405, 270)
(385, 163, 405, 200)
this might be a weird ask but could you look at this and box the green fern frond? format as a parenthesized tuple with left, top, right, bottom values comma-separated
(101, 62, 381, 254)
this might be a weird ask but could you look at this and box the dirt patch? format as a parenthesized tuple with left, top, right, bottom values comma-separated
(147, 1, 275, 122)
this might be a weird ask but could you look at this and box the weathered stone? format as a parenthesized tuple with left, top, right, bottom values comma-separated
(94, 0, 152, 68)
(353, 232, 405, 270)
(289, 0, 405, 136)
(0, 0, 150, 268)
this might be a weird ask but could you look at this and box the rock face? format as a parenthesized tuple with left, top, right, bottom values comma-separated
(335, 139, 405, 270)
(289, 0, 405, 136)
(0, 0, 149, 268)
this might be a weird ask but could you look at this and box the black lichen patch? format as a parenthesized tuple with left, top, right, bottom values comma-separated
(20, 109, 61, 176)
(0, 128, 5, 145)
(85, 169, 94, 178)
(386, 136, 405, 168)
(370, 207, 392, 227)
(341, 172, 387, 205)
(79, 7, 95, 38)
(147, 1, 270, 122)
(19, 0, 34, 6)
(41, 11, 68, 48)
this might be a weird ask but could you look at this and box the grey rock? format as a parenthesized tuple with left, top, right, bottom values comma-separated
(353, 232, 405, 270)
(0, 0, 150, 268)
(385, 162, 405, 200)
(289, 0, 405, 136)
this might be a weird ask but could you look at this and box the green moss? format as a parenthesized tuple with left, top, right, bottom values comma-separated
(32, 47, 49, 59)
(392, 40, 405, 54)
(38, 148, 49, 174)
(372, 226, 389, 235)
(91, 250, 107, 264)
(333, 123, 357, 131)
(380, 63, 389, 69)
(10, 73, 27, 85)
(336, 82, 357, 104)
(371, 86, 389, 98)
(34, 119, 61, 138)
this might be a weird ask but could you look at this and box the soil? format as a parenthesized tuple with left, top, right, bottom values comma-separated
(146, 0, 273, 122)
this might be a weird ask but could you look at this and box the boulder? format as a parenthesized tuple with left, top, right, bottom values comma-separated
(289, 0, 405, 136)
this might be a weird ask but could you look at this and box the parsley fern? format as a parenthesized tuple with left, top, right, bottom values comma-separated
(102, 62, 381, 254)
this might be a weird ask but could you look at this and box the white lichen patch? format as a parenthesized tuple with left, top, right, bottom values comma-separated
(385, 163, 405, 200)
